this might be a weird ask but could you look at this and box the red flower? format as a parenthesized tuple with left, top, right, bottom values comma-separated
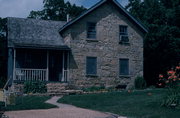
(165, 80, 169, 83)
(158, 83, 162, 86)
(168, 70, 175, 75)
(159, 74, 163, 78)
(168, 76, 173, 79)
(174, 76, 177, 79)
(176, 66, 180, 70)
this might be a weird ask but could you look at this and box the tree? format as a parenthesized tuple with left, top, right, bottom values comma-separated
(0, 17, 6, 38)
(28, 0, 86, 21)
(0, 17, 7, 70)
(0, 17, 7, 88)
(126, 0, 180, 86)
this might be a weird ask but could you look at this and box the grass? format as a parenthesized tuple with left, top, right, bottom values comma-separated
(4, 96, 57, 111)
(58, 89, 180, 118)
(0, 101, 5, 111)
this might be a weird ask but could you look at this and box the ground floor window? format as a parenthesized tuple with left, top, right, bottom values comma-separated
(119, 59, 129, 75)
(86, 57, 97, 75)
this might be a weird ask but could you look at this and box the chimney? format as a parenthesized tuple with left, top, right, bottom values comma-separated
(67, 14, 70, 22)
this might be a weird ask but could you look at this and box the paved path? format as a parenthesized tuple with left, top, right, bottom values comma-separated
(4, 96, 127, 118)
(45, 96, 75, 108)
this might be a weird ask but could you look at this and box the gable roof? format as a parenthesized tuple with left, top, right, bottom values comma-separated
(7, 17, 66, 48)
(59, 0, 148, 34)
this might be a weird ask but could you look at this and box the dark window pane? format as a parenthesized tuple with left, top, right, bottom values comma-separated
(87, 22, 96, 39)
(119, 25, 129, 43)
(86, 57, 97, 75)
(119, 25, 128, 35)
(119, 59, 129, 75)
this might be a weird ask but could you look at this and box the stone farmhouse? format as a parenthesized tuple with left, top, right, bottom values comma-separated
(7, 0, 147, 92)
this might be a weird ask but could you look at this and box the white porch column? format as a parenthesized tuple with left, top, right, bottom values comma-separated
(62, 51, 65, 82)
(13, 49, 16, 81)
(67, 51, 70, 82)
(46, 51, 49, 81)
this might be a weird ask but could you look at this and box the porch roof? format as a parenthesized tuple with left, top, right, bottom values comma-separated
(7, 17, 67, 48)
(14, 43, 71, 50)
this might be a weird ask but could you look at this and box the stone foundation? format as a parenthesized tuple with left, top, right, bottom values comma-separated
(11, 83, 24, 93)
(47, 83, 69, 94)
(10, 82, 75, 95)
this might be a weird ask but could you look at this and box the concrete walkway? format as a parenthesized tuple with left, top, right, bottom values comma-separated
(45, 96, 75, 108)
(4, 96, 127, 118)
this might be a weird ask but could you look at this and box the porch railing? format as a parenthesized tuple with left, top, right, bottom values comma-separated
(14, 68, 47, 81)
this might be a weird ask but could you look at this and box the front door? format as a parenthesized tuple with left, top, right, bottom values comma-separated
(49, 51, 63, 81)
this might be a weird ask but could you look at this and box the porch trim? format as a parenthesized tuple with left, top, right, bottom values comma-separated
(46, 51, 49, 81)
(13, 49, 16, 81)
(62, 51, 65, 82)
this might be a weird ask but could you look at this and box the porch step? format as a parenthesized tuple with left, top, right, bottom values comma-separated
(47, 83, 69, 93)
(48, 90, 83, 96)
(47, 83, 83, 95)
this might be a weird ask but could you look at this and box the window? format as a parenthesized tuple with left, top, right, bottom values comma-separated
(119, 59, 129, 75)
(87, 22, 96, 39)
(119, 25, 129, 43)
(86, 57, 97, 75)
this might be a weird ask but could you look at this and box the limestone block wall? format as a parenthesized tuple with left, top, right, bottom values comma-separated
(62, 2, 144, 89)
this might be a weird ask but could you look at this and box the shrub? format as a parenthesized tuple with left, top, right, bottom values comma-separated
(134, 76, 147, 89)
(158, 64, 180, 89)
(24, 81, 47, 93)
(158, 63, 180, 108)
(82, 86, 105, 92)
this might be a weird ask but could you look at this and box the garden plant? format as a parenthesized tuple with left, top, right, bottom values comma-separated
(158, 63, 180, 108)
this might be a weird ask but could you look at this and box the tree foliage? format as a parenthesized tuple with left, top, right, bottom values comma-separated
(0, 18, 6, 38)
(0, 17, 7, 84)
(28, 0, 86, 21)
(126, 0, 180, 85)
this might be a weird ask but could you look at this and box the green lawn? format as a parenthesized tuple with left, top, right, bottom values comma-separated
(58, 89, 180, 118)
(4, 96, 57, 111)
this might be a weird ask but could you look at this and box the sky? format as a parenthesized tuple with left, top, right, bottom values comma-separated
(0, 0, 128, 18)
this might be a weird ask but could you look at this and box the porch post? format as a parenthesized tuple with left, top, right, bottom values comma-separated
(46, 51, 49, 81)
(62, 51, 65, 82)
(13, 49, 16, 81)
(67, 51, 70, 82)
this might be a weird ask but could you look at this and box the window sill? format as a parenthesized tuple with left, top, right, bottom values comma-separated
(86, 74, 98, 77)
(86, 39, 98, 42)
(119, 75, 131, 78)
(119, 42, 130, 45)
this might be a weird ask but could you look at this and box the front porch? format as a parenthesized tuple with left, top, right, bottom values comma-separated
(13, 49, 70, 83)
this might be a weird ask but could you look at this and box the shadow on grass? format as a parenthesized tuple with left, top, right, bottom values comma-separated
(4, 96, 57, 111)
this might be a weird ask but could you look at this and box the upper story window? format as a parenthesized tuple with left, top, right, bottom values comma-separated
(86, 57, 97, 76)
(119, 59, 129, 75)
(87, 22, 96, 39)
(119, 25, 129, 44)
